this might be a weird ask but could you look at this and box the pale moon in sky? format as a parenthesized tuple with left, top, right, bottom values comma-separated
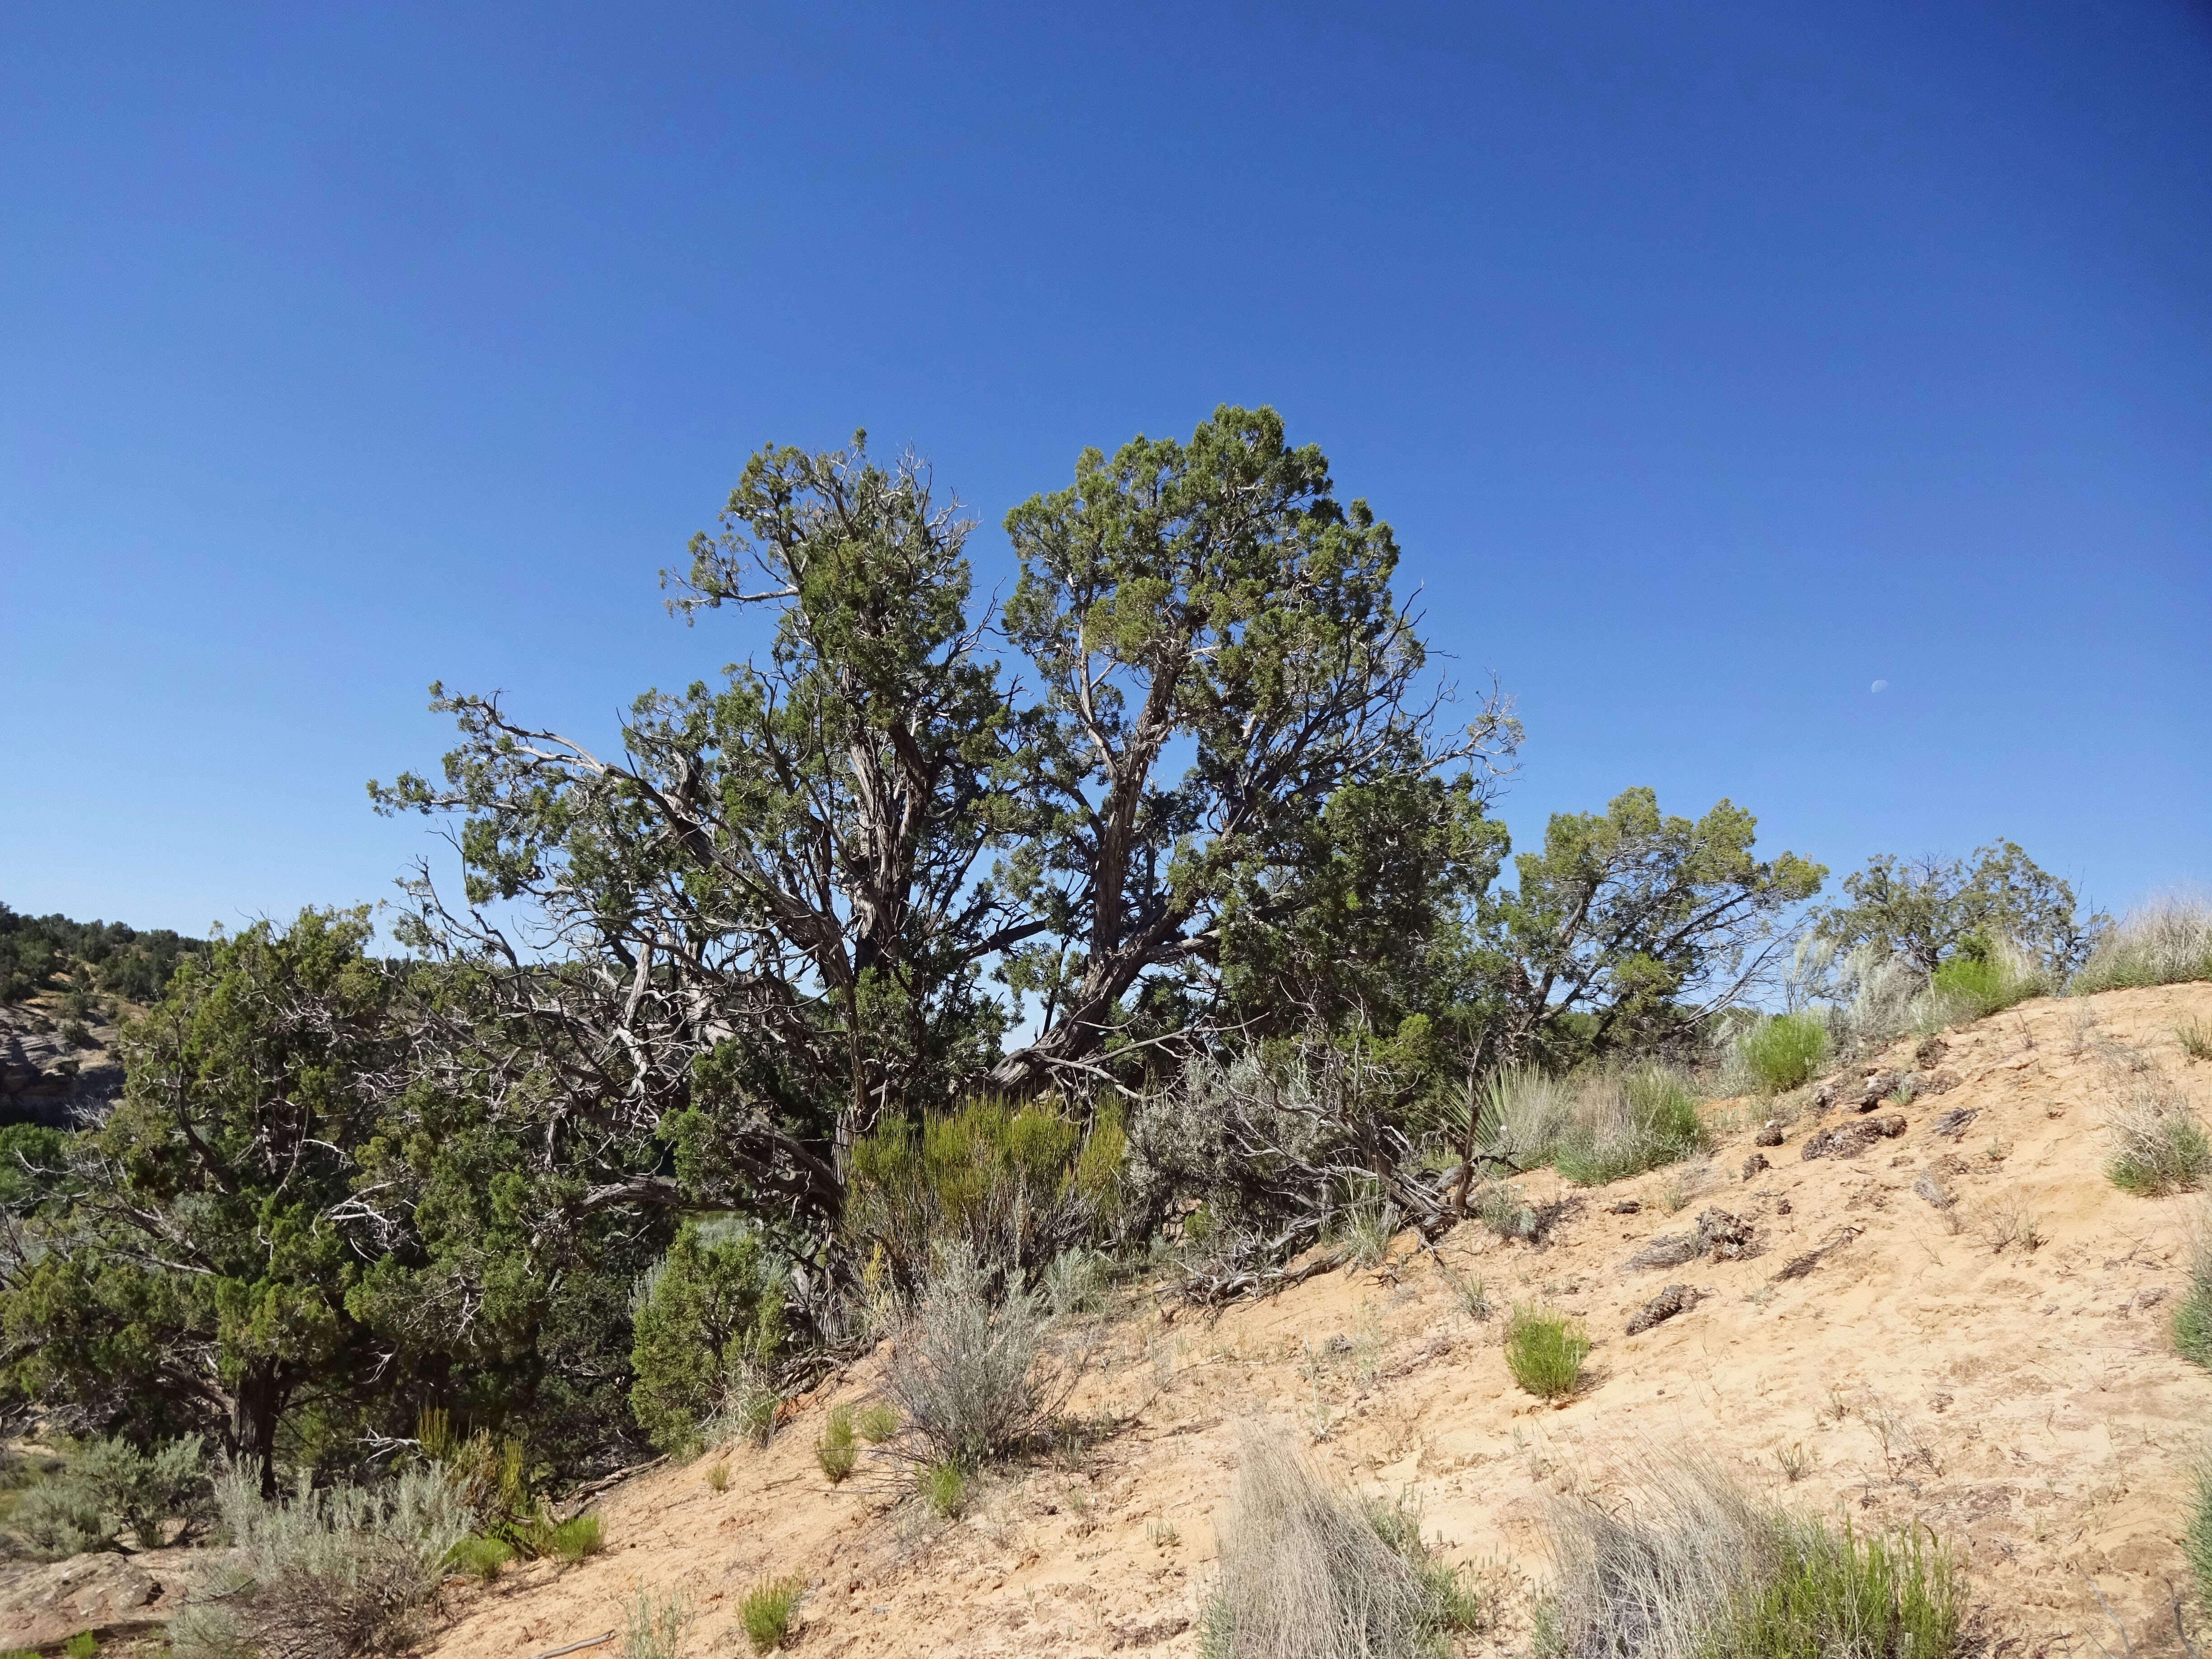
(1871, 679, 1889, 693)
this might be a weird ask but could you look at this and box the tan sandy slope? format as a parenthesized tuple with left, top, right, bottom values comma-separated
(426, 983, 2212, 1659)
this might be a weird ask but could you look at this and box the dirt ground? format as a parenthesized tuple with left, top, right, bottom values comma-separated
(424, 981, 2212, 1659)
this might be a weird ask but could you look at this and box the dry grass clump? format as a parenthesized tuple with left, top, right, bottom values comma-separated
(2072, 892, 2212, 994)
(1535, 1454, 1962, 1659)
(2173, 1216, 2212, 1368)
(1478, 1064, 1707, 1189)
(2105, 1079, 2212, 1195)
(1201, 1430, 1481, 1659)
(1504, 1305, 1590, 1400)
(816, 1404, 858, 1483)
(169, 1465, 474, 1659)
(2179, 1018, 2212, 1063)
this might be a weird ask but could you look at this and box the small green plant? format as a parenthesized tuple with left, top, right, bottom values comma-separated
(447, 1534, 514, 1584)
(1740, 1013, 1829, 1094)
(1365, 1495, 1486, 1636)
(1147, 1519, 1181, 1548)
(1700, 1516, 1961, 1659)
(544, 1513, 603, 1565)
(64, 1637, 99, 1659)
(1551, 1064, 1708, 1187)
(1504, 1304, 1589, 1400)
(922, 1460, 967, 1518)
(854, 1402, 899, 1444)
(816, 1404, 858, 1484)
(620, 1585, 696, 1659)
(2175, 1221, 2212, 1368)
(2180, 1018, 2212, 1063)
(1433, 1255, 1491, 1321)
(2106, 1083, 2212, 1195)
(705, 1460, 730, 1493)
(2187, 1460, 2212, 1609)
(738, 1575, 806, 1654)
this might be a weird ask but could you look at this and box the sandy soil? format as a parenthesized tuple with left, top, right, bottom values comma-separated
(424, 982, 2212, 1659)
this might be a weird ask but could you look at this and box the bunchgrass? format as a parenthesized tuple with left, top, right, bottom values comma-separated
(854, 1403, 899, 1443)
(447, 1534, 513, 1584)
(2187, 1461, 2212, 1611)
(1504, 1304, 1589, 1401)
(738, 1575, 806, 1654)
(923, 1460, 967, 1518)
(2105, 1082, 2212, 1195)
(816, 1404, 858, 1484)
(2072, 893, 2212, 994)
(1739, 1013, 1829, 1095)
(705, 1460, 730, 1492)
(545, 1512, 603, 1564)
(2175, 1218, 2212, 1368)
(2180, 1018, 2212, 1063)
(1551, 1064, 1708, 1188)
(1698, 1517, 1960, 1659)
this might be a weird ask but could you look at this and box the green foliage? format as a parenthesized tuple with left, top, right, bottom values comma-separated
(1696, 1518, 1960, 1659)
(542, 1513, 603, 1564)
(2106, 1084, 2212, 1196)
(448, 1534, 513, 1583)
(844, 1099, 1095, 1292)
(10, 1479, 115, 1558)
(854, 1403, 899, 1444)
(1478, 788, 1825, 1065)
(628, 1221, 783, 1455)
(816, 1405, 858, 1483)
(922, 1460, 967, 1518)
(57, 1434, 213, 1551)
(63, 1637, 98, 1659)
(0, 902, 207, 1005)
(739, 1576, 806, 1654)
(1550, 1064, 1707, 1187)
(1504, 1305, 1589, 1400)
(1739, 1013, 1829, 1094)
(1364, 1494, 1487, 1637)
(2186, 1462, 2212, 1611)
(1817, 841, 2103, 980)
(1925, 946, 2048, 1022)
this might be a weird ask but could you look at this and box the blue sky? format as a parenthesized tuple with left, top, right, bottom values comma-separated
(3, 1, 2207, 940)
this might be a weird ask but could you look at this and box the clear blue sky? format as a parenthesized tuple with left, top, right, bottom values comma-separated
(4, 2, 2207, 939)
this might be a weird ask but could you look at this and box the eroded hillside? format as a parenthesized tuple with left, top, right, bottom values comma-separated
(428, 982, 2212, 1659)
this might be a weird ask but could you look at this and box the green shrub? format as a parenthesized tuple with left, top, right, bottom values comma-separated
(2105, 1083, 2212, 1195)
(854, 1403, 899, 1444)
(887, 1238, 1067, 1468)
(922, 1461, 967, 1518)
(9, 1433, 212, 1556)
(738, 1575, 806, 1654)
(1699, 1516, 1961, 1659)
(64, 1636, 98, 1659)
(816, 1405, 858, 1484)
(1551, 1064, 1707, 1187)
(544, 1513, 603, 1564)
(10, 1480, 114, 1558)
(1504, 1305, 1589, 1400)
(844, 1098, 1108, 1291)
(1739, 1014, 1828, 1095)
(628, 1221, 784, 1455)
(2175, 1224, 2212, 1368)
(705, 1461, 730, 1493)
(447, 1534, 513, 1584)
(1926, 948, 2047, 1023)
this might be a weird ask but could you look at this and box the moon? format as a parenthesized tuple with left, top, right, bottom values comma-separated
(1870, 679, 1889, 694)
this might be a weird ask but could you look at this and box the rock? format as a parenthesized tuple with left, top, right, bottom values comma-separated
(1111, 1612, 1192, 1649)
(1854, 1072, 1902, 1112)
(1813, 1081, 1838, 1111)
(1915, 1069, 1961, 1097)
(1913, 1170, 1957, 1211)
(1753, 1122, 1785, 1148)
(1694, 1208, 1754, 1260)
(1741, 1152, 1771, 1181)
(1774, 1198, 1792, 1215)
(1870, 1113, 1907, 1139)
(0, 1553, 163, 1648)
(1929, 1107, 1978, 1140)
(1916, 1035, 1949, 1068)
(1606, 1199, 1642, 1215)
(1626, 1284, 1702, 1335)
(1801, 1117, 1906, 1161)
(1626, 1233, 1700, 1270)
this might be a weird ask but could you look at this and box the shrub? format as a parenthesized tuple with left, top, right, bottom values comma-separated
(844, 1099, 1106, 1292)
(1535, 1454, 1964, 1659)
(1041, 1246, 1110, 1319)
(2187, 1461, 2212, 1611)
(543, 1513, 603, 1564)
(885, 1237, 1070, 1469)
(1551, 1064, 1707, 1188)
(2180, 1018, 2212, 1063)
(620, 1586, 695, 1659)
(1202, 1430, 1473, 1659)
(1505, 1305, 1589, 1400)
(64, 1638, 97, 1659)
(854, 1403, 899, 1444)
(169, 1464, 474, 1659)
(1922, 943, 2049, 1024)
(2175, 1222, 2212, 1368)
(9, 1433, 211, 1557)
(447, 1534, 513, 1583)
(1472, 1067, 1578, 1172)
(710, 1356, 783, 1450)
(739, 1575, 805, 1654)
(629, 1220, 784, 1455)
(1738, 1014, 1828, 1095)
(10, 1480, 115, 1558)
(922, 1460, 967, 1518)
(2105, 1082, 2212, 1195)
(2072, 893, 2212, 994)
(705, 1461, 730, 1493)
(816, 1406, 858, 1484)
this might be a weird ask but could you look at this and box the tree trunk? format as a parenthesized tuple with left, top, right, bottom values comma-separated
(233, 1360, 283, 1498)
